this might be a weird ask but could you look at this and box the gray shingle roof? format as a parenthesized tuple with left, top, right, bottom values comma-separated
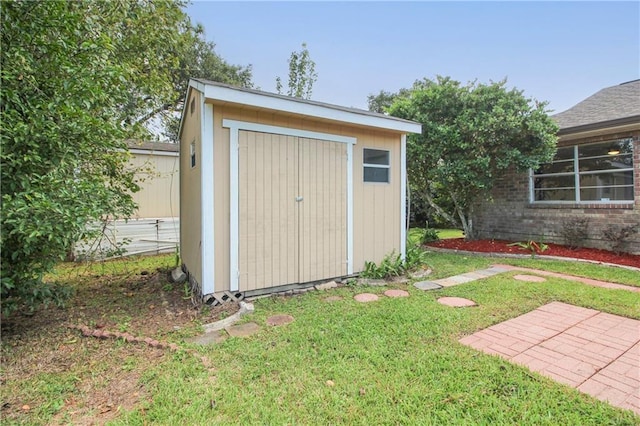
(552, 80, 640, 130)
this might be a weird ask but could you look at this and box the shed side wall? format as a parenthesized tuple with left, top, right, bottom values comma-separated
(211, 105, 402, 292)
(180, 89, 203, 286)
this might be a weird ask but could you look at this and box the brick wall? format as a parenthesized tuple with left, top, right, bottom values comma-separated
(473, 132, 640, 254)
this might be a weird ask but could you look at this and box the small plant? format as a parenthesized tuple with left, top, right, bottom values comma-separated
(405, 243, 429, 269)
(508, 240, 549, 258)
(360, 243, 429, 279)
(174, 245, 180, 268)
(421, 227, 440, 244)
(603, 224, 639, 255)
(182, 283, 192, 300)
(559, 218, 589, 249)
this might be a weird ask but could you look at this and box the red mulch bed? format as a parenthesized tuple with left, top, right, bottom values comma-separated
(425, 238, 640, 269)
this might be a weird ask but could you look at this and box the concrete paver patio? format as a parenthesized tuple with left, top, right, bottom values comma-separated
(460, 301, 640, 415)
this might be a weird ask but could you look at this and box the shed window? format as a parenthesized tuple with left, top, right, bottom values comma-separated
(363, 148, 390, 183)
(531, 138, 634, 203)
(190, 97, 195, 116)
(190, 141, 196, 168)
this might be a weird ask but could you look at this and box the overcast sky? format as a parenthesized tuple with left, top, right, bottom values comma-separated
(186, 1, 639, 114)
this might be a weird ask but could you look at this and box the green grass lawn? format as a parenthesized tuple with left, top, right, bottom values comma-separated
(4, 252, 639, 425)
(408, 227, 464, 244)
(117, 272, 638, 425)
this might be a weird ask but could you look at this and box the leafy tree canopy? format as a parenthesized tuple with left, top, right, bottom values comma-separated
(0, 0, 250, 315)
(276, 43, 318, 99)
(387, 76, 558, 238)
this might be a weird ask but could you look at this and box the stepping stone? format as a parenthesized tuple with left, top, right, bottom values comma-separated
(187, 330, 228, 346)
(266, 314, 294, 326)
(513, 274, 546, 283)
(315, 281, 338, 291)
(384, 289, 409, 298)
(358, 278, 387, 287)
(411, 268, 433, 279)
(414, 281, 443, 291)
(325, 296, 343, 302)
(225, 322, 260, 337)
(354, 293, 379, 303)
(437, 297, 477, 307)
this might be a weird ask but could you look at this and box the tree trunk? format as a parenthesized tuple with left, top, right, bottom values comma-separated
(450, 192, 475, 240)
(421, 189, 458, 228)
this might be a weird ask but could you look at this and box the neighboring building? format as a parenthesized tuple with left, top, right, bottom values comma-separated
(474, 80, 640, 253)
(178, 79, 421, 303)
(75, 142, 180, 259)
(127, 141, 180, 219)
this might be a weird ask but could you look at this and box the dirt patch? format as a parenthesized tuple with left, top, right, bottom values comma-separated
(1, 261, 238, 424)
(426, 239, 640, 268)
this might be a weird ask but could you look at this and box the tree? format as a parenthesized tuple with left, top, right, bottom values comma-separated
(387, 76, 558, 239)
(0, 0, 250, 315)
(276, 43, 318, 99)
(156, 22, 253, 140)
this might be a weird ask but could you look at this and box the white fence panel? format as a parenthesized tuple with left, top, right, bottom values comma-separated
(75, 217, 179, 260)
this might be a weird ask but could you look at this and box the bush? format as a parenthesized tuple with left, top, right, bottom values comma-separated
(559, 218, 589, 249)
(360, 243, 429, 279)
(603, 224, 638, 255)
(421, 228, 440, 244)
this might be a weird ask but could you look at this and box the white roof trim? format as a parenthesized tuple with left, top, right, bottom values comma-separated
(192, 80, 422, 134)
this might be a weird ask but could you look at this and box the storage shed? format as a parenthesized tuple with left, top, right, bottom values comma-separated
(178, 79, 421, 303)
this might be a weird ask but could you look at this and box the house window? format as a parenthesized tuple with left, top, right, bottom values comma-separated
(190, 140, 196, 168)
(363, 148, 390, 183)
(532, 138, 634, 203)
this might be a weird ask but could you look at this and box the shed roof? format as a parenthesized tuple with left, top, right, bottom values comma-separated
(187, 78, 422, 134)
(126, 140, 179, 152)
(552, 80, 640, 132)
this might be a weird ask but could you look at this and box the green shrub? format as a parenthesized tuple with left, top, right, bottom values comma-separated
(360, 243, 428, 279)
(421, 227, 440, 244)
(559, 218, 589, 249)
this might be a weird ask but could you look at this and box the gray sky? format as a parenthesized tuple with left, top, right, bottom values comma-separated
(186, 1, 640, 114)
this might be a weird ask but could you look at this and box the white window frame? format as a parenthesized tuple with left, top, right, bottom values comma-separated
(363, 148, 391, 183)
(530, 139, 634, 204)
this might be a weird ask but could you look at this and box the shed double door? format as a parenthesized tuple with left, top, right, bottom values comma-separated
(238, 130, 347, 291)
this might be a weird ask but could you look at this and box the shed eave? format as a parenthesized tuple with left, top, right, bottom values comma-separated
(194, 80, 422, 134)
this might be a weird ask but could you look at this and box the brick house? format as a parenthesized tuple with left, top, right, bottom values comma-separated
(474, 80, 640, 254)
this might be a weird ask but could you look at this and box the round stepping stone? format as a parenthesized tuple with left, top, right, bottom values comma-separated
(266, 314, 294, 326)
(324, 296, 343, 302)
(225, 322, 260, 337)
(513, 274, 546, 283)
(384, 289, 409, 298)
(437, 297, 477, 307)
(354, 293, 379, 303)
(187, 330, 228, 346)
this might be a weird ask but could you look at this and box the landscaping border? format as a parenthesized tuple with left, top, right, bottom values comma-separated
(424, 246, 640, 272)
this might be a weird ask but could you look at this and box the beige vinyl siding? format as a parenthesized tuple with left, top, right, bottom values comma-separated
(128, 152, 179, 218)
(180, 89, 203, 286)
(355, 129, 402, 265)
(210, 104, 401, 292)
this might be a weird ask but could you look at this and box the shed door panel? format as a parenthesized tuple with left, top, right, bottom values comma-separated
(238, 131, 347, 291)
(239, 131, 299, 291)
(299, 138, 347, 282)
